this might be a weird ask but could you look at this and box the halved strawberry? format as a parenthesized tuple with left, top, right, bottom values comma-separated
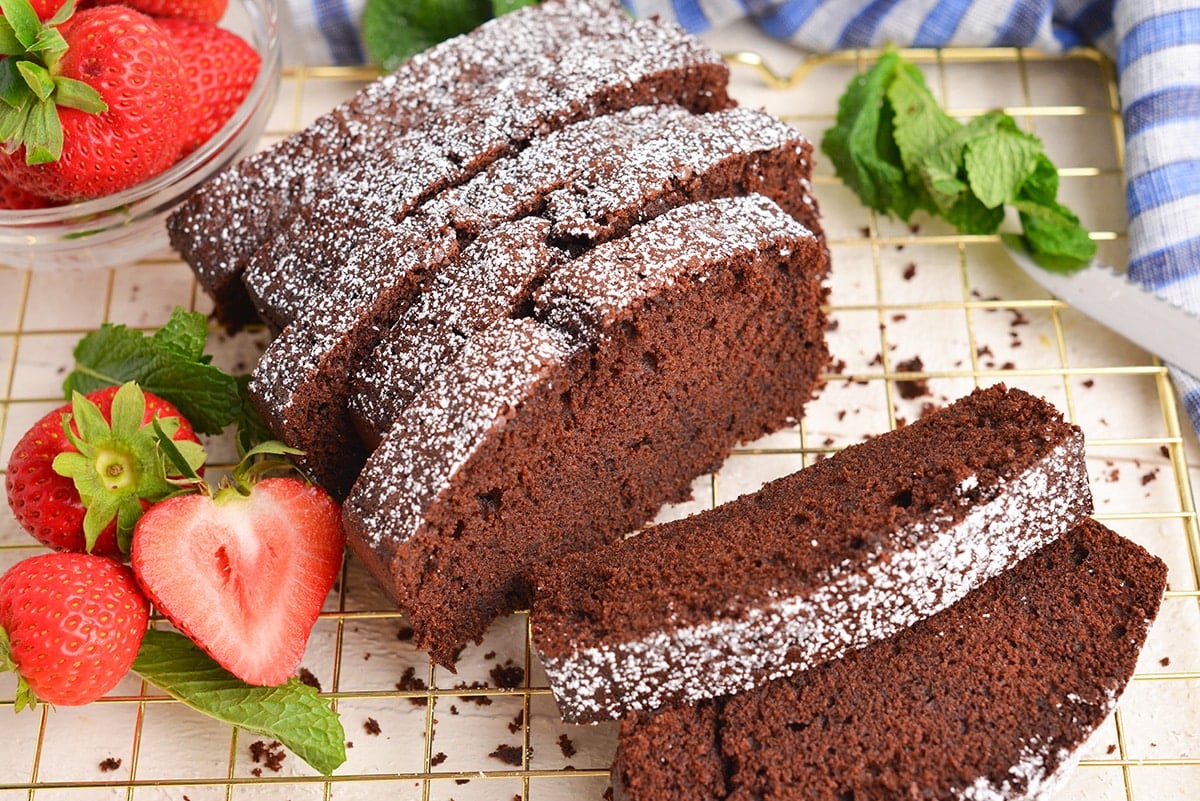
(131, 476, 344, 686)
(0, 174, 57, 209)
(4, 382, 206, 558)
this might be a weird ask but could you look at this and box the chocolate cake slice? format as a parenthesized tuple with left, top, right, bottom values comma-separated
(342, 195, 830, 666)
(612, 519, 1167, 801)
(530, 384, 1093, 723)
(250, 215, 557, 498)
(167, 0, 731, 326)
(341, 104, 819, 442)
(249, 105, 822, 495)
(244, 104, 819, 333)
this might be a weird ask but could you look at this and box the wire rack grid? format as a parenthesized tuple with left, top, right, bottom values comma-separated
(1, 44, 1198, 801)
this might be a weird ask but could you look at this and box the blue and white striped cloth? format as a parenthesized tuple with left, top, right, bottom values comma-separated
(289, 0, 1200, 437)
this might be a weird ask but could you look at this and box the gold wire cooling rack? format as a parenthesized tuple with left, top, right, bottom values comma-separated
(2, 46, 1199, 801)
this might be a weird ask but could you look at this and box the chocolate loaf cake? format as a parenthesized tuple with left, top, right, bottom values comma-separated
(341, 105, 819, 443)
(342, 195, 830, 666)
(613, 519, 1167, 801)
(249, 106, 822, 495)
(167, 0, 732, 326)
(530, 385, 1093, 723)
(245, 104, 819, 333)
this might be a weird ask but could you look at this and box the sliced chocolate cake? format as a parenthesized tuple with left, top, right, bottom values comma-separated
(167, 0, 732, 327)
(530, 385, 1093, 723)
(342, 195, 830, 666)
(245, 104, 818, 333)
(249, 106, 822, 495)
(341, 104, 819, 443)
(613, 519, 1167, 801)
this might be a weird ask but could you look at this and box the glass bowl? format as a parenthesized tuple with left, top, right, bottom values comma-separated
(0, 0, 282, 271)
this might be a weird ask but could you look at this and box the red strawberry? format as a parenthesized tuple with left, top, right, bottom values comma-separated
(91, 0, 228, 24)
(0, 174, 57, 209)
(5, 382, 206, 559)
(1, 0, 67, 21)
(131, 477, 344, 686)
(0, 1, 189, 201)
(155, 17, 261, 156)
(0, 552, 150, 707)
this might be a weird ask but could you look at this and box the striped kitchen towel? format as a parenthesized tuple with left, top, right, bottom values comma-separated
(290, 0, 1200, 436)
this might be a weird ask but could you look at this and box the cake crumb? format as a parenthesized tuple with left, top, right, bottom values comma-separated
(894, 356, 930, 400)
(489, 743, 528, 766)
(298, 667, 321, 691)
(249, 740, 286, 773)
(1082, 379, 1095, 388)
(397, 625, 415, 641)
(508, 709, 526, 734)
(397, 665, 429, 706)
(1141, 469, 1159, 486)
(558, 733, 577, 758)
(490, 660, 525, 688)
(98, 757, 121, 772)
(1160, 656, 1171, 667)
(364, 717, 382, 736)
(902, 262, 917, 280)
(431, 751, 448, 766)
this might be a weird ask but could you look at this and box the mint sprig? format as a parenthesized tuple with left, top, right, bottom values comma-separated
(361, 0, 537, 72)
(822, 45, 1096, 272)
(133, 629, 346, 776)
(63, 307, 266, 442)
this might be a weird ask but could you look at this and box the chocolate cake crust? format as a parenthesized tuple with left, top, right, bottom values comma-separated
(613, 519, 1167, 801)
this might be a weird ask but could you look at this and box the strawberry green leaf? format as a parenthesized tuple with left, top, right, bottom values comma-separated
(29, 25, 66, 66)
(0, 0, 41, 49)
(0, 626, 38, 712)
(152, 417, 202, 481)
(14, 58, 51, 100)
(133, 629, 347, 776)
(52, 75, 105, 114)
(0, 20, 23, 55)
(45, 0, 74, 27)
(0, 91, 31, 147)
(108, 382, 146, 441)
(20, 95, 60, 163)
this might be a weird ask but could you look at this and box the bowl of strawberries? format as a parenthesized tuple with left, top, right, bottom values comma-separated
(0, 0, 281, 270)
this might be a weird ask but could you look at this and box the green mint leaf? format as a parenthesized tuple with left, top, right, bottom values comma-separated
(491, 0, 535, 13)
(821, 47, 925, 219)
(963, 117, 1043, 209)
(942, 189, 1006, 235)
(151, 307, 210, 362)
(885, 59, 959, 176)
(133, 629, 347, 775)
(1012, 198, 1096, 272)
(363, 0, 491, 72)
(1016, 152, 1060, 205)
(65, 312, 243, 436)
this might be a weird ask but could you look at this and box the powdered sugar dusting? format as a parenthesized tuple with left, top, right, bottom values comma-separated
(346, 317, 576, 551)
(538, 435, 1090, 721)
(170, 0, 730, 313)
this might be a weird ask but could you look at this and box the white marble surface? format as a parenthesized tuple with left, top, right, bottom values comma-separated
(0, 24, 1197, 801)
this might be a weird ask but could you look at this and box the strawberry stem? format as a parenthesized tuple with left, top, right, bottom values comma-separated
(0, 625, 37, 712)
